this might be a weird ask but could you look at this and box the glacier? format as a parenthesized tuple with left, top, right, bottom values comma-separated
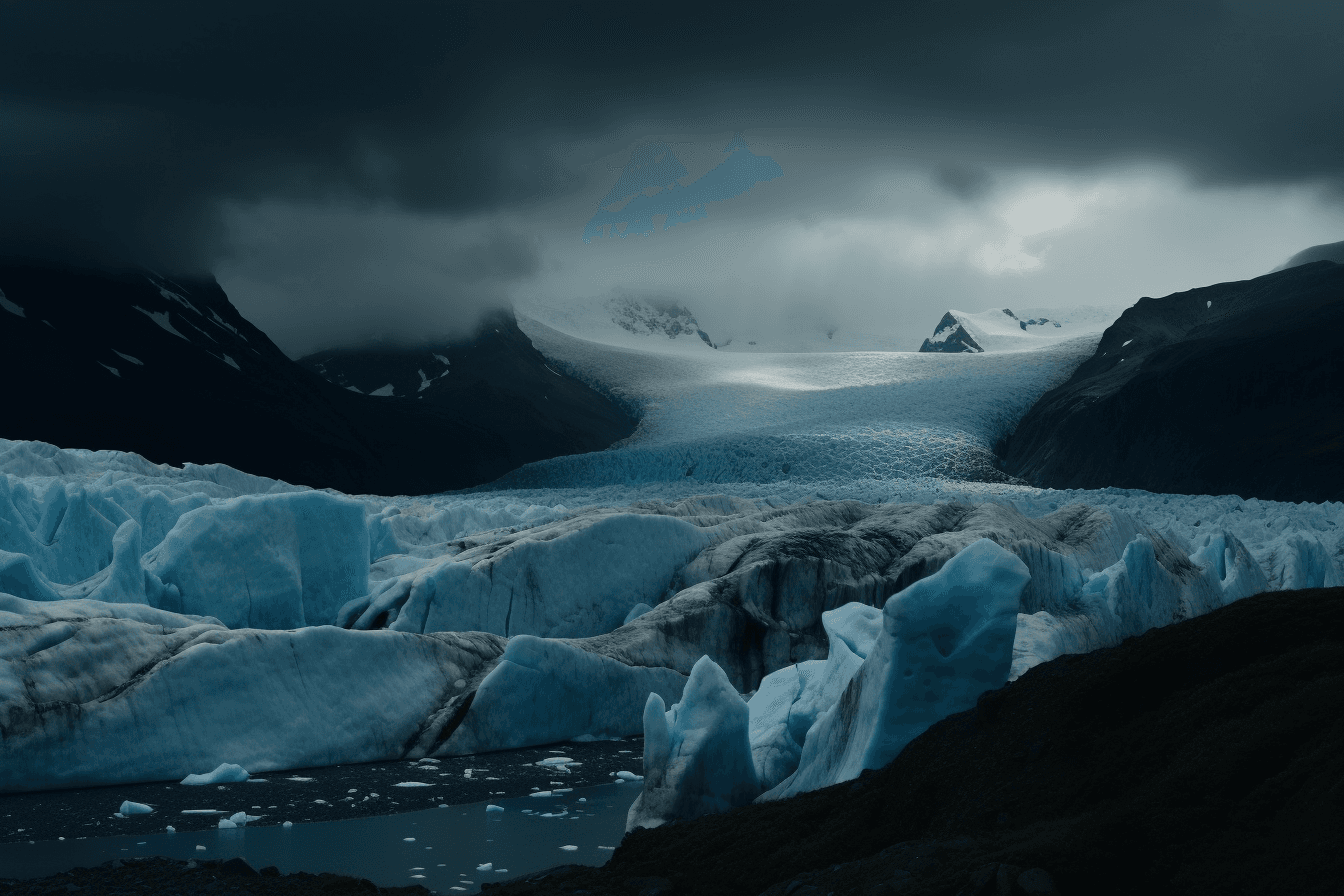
(1, 319, 1341, 801)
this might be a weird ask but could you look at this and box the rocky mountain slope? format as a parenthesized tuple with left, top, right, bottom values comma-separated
(0, 262, 634, 495)
(918, 307, 1114, 354)
(298, 309, 638, 470)
(999, 261, 1344, 503)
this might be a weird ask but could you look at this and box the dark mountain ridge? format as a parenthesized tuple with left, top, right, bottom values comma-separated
(0, 262, 635, 495)
(298, 311, 639, 470)
(1272, 238, 1344, 272)
(999, 260, 1344, 503)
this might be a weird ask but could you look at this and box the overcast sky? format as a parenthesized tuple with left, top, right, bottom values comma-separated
(3, 1, 1343, 355)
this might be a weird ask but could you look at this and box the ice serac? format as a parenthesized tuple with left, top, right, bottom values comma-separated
(0, 594, 504, 791)
(747, 603, 881, 790)
(764, 539, 1027, 800)
(1010, 528, 1267, 679)
(627, 656, 761, 831)
(342, 511, 711, 639)
(144, 491, 368, 629)
(438, 634, 687, 755)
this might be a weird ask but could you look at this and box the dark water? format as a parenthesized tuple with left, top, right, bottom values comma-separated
(0, 780, 641, 894)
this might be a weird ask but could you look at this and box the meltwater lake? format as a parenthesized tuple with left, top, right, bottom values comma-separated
(0, 780, 640, 894)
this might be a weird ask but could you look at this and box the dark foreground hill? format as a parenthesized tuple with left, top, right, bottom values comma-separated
(999, 261, 1344, 503)
(0, 262, 635, 495)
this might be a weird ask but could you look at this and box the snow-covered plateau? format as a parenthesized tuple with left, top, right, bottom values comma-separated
(2, 310, 1341, 820)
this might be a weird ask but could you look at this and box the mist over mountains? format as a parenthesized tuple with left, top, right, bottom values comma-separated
(0, 262, 634, 495)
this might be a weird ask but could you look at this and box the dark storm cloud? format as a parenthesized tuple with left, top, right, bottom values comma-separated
(2, 0, 1341, 328)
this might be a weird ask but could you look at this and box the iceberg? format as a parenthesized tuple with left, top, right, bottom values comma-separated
(441, 634, 687, 754)
(627, 656, 761, 831)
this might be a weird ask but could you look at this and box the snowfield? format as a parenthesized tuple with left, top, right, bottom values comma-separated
(2, 307, 1341, 808)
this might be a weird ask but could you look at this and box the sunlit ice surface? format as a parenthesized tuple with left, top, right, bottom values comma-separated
(493, 316, 1099, 488)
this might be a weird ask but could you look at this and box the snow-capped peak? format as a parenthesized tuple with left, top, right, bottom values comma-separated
(920, 306, 1119, 353)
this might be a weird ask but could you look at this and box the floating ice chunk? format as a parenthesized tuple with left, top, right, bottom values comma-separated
(196, 845, 206, 851)
(286, 777, 314, 782)
(217, 818, 236, 829)
(766, 539, 1027, 800)
(119, 801, 153, 815)
(394, 782, 432, 787)
(598, 845, 615, 850)
(476, 862, 493, 871)
(486, 804, 504, 812)
(529, 791, 553, 798)
(628, 655, 761, 831)
(228, 811, 261, 826)
(560, 845, 578, 851)
(615, 771, 642, 781)
(282, 821, 293, 829)
(180, 809, 222, 815)
(404, 837, 416, 842)
(536, 756, 574, 767)
(165, 826, 175, 833)
(181, 763, 249, 786)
